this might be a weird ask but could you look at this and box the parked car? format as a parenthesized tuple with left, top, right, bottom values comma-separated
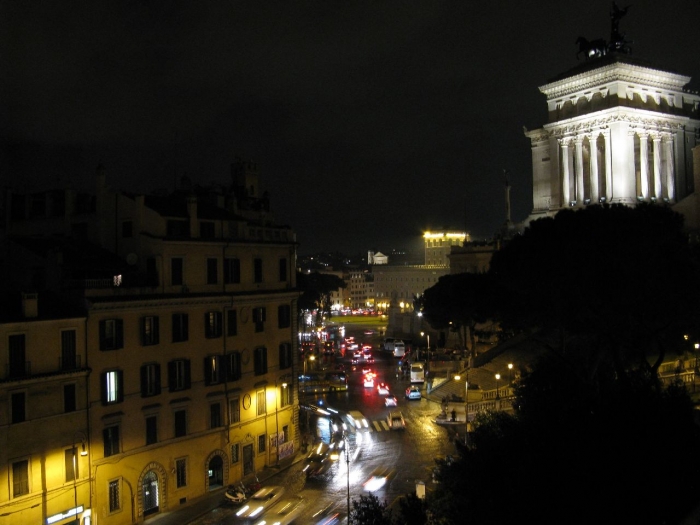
(387, 411, 405, 430)
(235, 486, 285, 520)
(253, 496, 306, 525)
(405, 386, 422, 400)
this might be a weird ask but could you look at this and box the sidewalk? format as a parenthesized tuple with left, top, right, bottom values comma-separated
(147, 453, 305, 525)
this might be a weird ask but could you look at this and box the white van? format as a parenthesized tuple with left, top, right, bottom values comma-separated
(393, 340, 405, 358)
(410, 362, 425, 383)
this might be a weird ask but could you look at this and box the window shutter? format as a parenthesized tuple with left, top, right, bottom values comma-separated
(204, 357, 213, 385)
(116, 319, 124, 348)
(168, 361, 176, 390)
(117, 370, 124, 402)
(154, 364, 161, 395)
(101, 371, 108, 405)
(184, 360, 191, 389)
(99, 321, 106, 349)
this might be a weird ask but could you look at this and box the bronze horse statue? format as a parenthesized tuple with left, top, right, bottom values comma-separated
(576, 36, 608, 60)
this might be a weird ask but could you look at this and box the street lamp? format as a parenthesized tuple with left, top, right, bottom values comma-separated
(508, 363, 513, 392)
(454, 373, 469, 446)
(72, 431, 88, 524)
(495, 373, 501, 400)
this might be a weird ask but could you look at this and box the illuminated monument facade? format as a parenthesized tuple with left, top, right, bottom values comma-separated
(524, 6, 700, 226)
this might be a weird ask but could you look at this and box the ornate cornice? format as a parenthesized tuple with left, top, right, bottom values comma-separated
(544, 113, 686, 138)
(540, 62, 692, 100)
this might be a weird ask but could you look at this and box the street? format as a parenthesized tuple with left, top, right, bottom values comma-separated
(188, 322, 457, 524)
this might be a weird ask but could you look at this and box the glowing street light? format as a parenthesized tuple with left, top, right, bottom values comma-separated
(495, 373, 501, 400)
(508, 363, 513, 388)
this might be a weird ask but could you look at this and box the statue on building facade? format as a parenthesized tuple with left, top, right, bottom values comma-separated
(609, 2, 633, 53)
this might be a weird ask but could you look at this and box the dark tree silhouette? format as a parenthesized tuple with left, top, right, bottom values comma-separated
(350, 493, 393, 525)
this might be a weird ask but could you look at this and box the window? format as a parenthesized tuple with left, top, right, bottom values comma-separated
(61, 330, 77, 369)
(210, 402, 222, 428)
(8, 334, 26, 377)
(253, 258, 263, 283)
(174, 409, 187, 437)
(65, 448, 79, 482)
(205, 311, 222, 338)
(176, 458, 187, 488)
(99, 319, 124, 351)
(258, 434, 266, 453)
(226, 309, 237, 336)
(253, 307, 266, 333)
(108, 479, 121, 513)
(256, 390, 266, 416)
(171, 257, 183, 286)
(279, 343, 293, 370)
(278, 305, 291, 329)
(207, 257, 218, 284)
(226, 352, 242, 381)
(12, 460, 29, 497)
(104, 426, 120, 457)
(64, 384, 76, 413)
(167, 359, 191, 391)
(101, 370, 124, 405)
(280, 383, 292, 408)
(224, 258, 240, 284)
(229, 397, 240, 424)
(279, 258, 287, 282)
(122, 221, 133, 238)
(146, 416, 158, 445)
(11, 392, 26, 423)
(204, 355, 221, 385)
(172, 313, 188, 342)
(141, 316, 160, 346)
(140, 363, 161, 397)
(146, 257, 159, 286)
(253, 347, 268, 376)
(201, 222, 215, 239)
(231, 443, 240, 464)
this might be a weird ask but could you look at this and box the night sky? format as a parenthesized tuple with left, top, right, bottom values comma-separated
(2, 1, 698, 255)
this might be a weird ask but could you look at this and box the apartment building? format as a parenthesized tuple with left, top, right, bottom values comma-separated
(1, 159, 299, 525)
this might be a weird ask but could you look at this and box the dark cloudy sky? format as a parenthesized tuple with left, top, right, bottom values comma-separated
(2, 1, 698, 255)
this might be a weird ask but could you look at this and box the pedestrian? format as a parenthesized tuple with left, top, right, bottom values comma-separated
(451, 409, 456, 422)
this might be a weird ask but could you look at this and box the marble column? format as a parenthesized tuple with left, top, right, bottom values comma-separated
(560, 139, 571, 205)
(604, 131, 612, 201)
(663, 135, 675, 201)
(652, 136, 662, 199)
(638, 132, 649, 199)
(589, 134, 600, 202)
(574, 137, 585, 204)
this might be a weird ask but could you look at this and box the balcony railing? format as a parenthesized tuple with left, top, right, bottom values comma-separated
(6, 361, 31, 379)
(59, 354, 82, 370)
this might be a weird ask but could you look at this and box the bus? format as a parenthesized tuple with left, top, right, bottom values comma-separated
(410, 362, 425, 383)
(299, 372, 348, 393)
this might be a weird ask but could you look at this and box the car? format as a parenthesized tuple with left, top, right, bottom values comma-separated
(364, 329, 375, 335)
(365, 355, 375, 364)
(235, 486, 286, 519)
(311, 502, 345, 525)
(377, 382, 390, 395)
(405, 386, 422, 400)
(384, 394, 398, 407)
(346, 410, 369, 431)
(253, 496, 306, 525)
(302, 442, 335, 478)
(363, 468, 391, 492)
(353, 349, 362, 359)
(361, 366, 373, 375)
(387, 410, 405, 430)
(363, 374, 375, 388)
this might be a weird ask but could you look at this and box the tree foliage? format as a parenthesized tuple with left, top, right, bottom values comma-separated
(419, 272, 496, 355)
(297, 271, 345, 326)
(426, 203, 700, 524)
(489, 203, 700, 375)
(350, 493, 393, 525)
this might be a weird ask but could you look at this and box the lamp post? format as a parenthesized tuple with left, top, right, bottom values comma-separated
(346, 436, 351, 524)
(495, 373, 501, 400)
(72, 431, 88, 524)
(454, 374, 469, 446)
(508, 363, 513, 395)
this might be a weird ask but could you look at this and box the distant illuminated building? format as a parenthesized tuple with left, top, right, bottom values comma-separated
(423, 231, 469, 267)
